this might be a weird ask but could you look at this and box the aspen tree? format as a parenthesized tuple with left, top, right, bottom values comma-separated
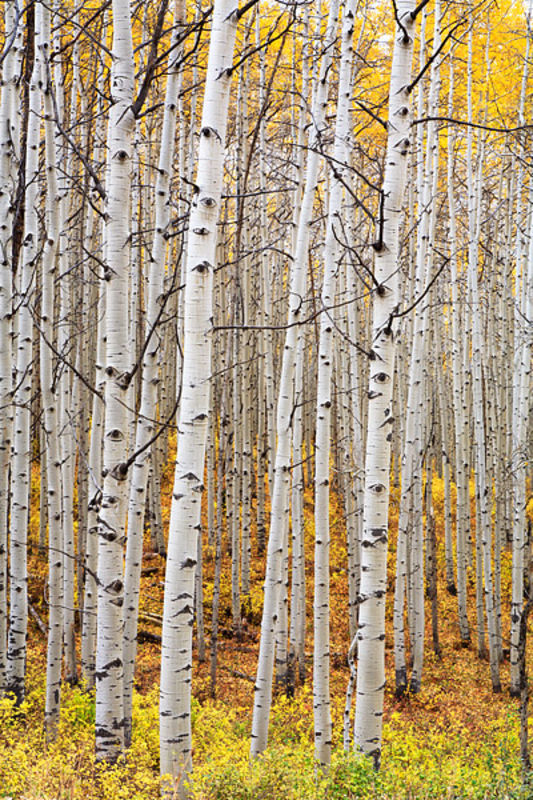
(393, 1, 441, 695)
(159, 0, 240, 790)
(337, 329, 361, 642)
(39, 433, 48, 553)
(72, 78, 92, 615)
(275, 510, 290, 691)
(466, 20, 500, 692)
(38, 0, 65, 735)
(53, 0, 78, 687)
(255, 8, 273, 546)
(75, 160, 94, 616)
(210, 358, 230, 696)
(510, 16, 531, 695)
(8, 1, 35, 703)
(435, 325, 455, 594)
(0, 0, 22, 696)
(289, 341, 306, 685)
(81, 17, 108, 686)
(236, 38, 253, 602)
(230, 329, 241, 635)
(0, 0, 22, 692)
(95, 0, 135, 761)
(511, 163, 533, 693)
(425, 412, 440, 655)
(81, 317, 105, 689)
(342, 174, 367, 641)
(353, 0, 416, 766)
(123, 0, 185, 748)
(251, 0, 340, 755)
(447, 56, 470, 644)
(313, 0, 355, 767)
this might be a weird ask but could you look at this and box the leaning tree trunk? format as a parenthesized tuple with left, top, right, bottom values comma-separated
(353, 0, 416, 768)
(159, 1, 239, 794)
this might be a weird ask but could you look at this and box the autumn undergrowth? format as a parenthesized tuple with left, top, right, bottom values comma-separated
(192, 687, 527, 800)
(3, 474, 532, 799)
(0, 675, 528, 800)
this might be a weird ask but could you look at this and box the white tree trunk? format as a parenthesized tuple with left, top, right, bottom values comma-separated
(510, 20, 531, 695)
(466, 22, 500, 692)
(53, 0, 78, 688)
(123, 0, 184, 748)
(95, 0, 135, 761)
(393, 2, 441, 695)
(446, 56, 470, 644)
(81, 19, 108, 686)
(289, 339, 306, 685)
(251, 0, 340, 756)
(0, 0, 22, 693)
(6, 0, 28, 701)
(353, 0, 415, 766)
(313, 0, 355, 767)
(37, 0, 64, 735)
(159, 1, 239, 791)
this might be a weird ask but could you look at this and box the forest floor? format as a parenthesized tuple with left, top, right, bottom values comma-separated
(1, 467, 532, 799)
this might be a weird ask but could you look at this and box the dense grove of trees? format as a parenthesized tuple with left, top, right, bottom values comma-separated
(0, 0, 531, 796)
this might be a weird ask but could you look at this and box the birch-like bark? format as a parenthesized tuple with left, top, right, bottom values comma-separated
(313, 0, 355, 767)
(159, 1, 239, 791)
(7, 0, 30, 702)
(53, 0, 77, 687)
(289, 340, 306, 685)
(510, 170, 533, 692)
(255, 8, 270, 550)
(95, 0, 135, 761)
(38, 0, 64, 735)
(436, 327, 455, 594)
(230, 334, 241, 635)
(251, 0, 340, 756)
(393, 2, 441, 695)
(122, 0, 184, 748)
(81, 17, 108, 686)
(81, 320, 105, 689)
(210, 374, 228, 697)
(447, 56, 470, 644)
(466, 22, 500, 692)
(0, 0, 22, 693)
(353, 0, 415, 766)
(510, 19, 531, 695)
